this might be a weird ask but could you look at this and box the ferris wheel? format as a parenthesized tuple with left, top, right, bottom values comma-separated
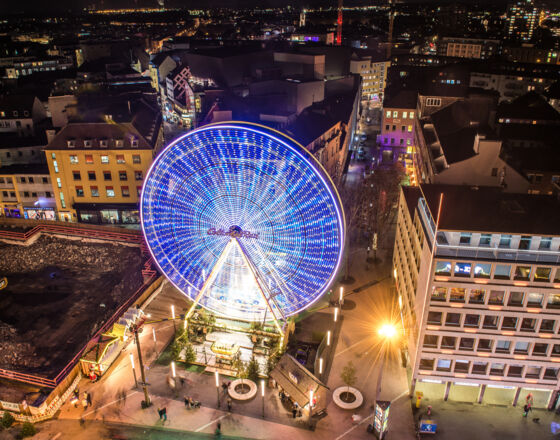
(141, 122, 345, 323)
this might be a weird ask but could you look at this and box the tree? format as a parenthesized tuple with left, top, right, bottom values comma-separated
(247, 356, 260, 382)
(341, 361, 357, 394)
(1, 411, 14, 428)
(20, 422, 36, 438)
(183, 340, 196, 364)
(233, 357, 247, 385)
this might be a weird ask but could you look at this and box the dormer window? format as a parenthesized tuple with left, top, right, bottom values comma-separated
(13, 111, 18, 117)
(131, 138, 139, 148)
(23, 110, 29, 117)
(100, 139, 108, 148)
(84, 139, 92, 148)
(115, 139, 124, 148)
(67, 140, 75, 148)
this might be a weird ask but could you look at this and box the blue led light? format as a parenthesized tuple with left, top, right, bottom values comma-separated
(141, 122, 345, 321)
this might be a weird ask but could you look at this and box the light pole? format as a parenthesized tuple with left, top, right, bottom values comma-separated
(130, 353, 138, 388)
(215, 370, 221, 408)
(339, 287, 344, 307)
(261, 379, 265, 418)
(308, 389, 314, 428)
(372, 324, 397, 436)
(327, 331, 331, 346)
(131, 323, 151, 407)
(334, 307, 339, 322)
(171, 305, 176, 332)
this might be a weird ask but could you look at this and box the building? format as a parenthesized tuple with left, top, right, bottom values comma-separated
(378, 90, 417, 169)
(3, 57, 73, 79)
(291, 33, 335, 46)
(503, 45, 560, 65)
(394, 184, 560, 408)
(414, 97, 529, 193)
(437, 37, 500, 60)
(349, 54, 390, 104)
(0, 95, 47, 137)
(506, 1, 540, 42)
(165, 65, 198, 128)
(0, 164, 56, 219)
(44, 101, 162, 224)
(148, 52, 178, 95)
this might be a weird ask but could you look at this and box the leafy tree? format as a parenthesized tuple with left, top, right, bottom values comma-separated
(246, 356, 260, 382)
(341, 361, 357, 393)
(1, 411, 14, 428)
(20, 421, 36, 438)
(183, 341, 196, 364)
(233, 357, 247, 385)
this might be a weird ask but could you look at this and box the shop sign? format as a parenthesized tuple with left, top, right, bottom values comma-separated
(0, 401, 20, 412)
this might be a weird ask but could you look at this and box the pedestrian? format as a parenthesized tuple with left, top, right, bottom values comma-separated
(180, 376, 185, 387)
(292, 403, 297, 419)
(227, 397, 232, 412)
(215, 421, 222, 438)
(184, 396, 191, 409)
(82, 396, 88, 411)
(427, 405, 432, 416)
(157, 408, 163, 420)
(86, 392, 92, 408)
(523, 404, 529, 417)
(222, 381, 228, 394)
(161, 407, 167, 422)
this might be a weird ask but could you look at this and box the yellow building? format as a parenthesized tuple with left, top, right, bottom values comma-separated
(349, 55, 390, 105)
(45, 121, 162, 224)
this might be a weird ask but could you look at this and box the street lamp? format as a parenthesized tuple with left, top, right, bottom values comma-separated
(130, 353, 138, 388)
(327, 330, 331, 346)
(215, 370, 221, 408)
(261, 379, 265, 418)
(334, 307, 339, 322)
(319, 358, 323, 375)
(171, 361, 176, 378)
(171, 305, 176, 332)
(308, 389, 314, 428)
(339, 287, 344, 307)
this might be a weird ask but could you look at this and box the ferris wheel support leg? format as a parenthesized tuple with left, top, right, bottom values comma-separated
(184, 240, 235, 327)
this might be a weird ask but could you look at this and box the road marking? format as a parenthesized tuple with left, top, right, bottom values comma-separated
(334, 390, 409, 440)
(194, 414, 228, 432)
(83, 391, 138, 417)
(335, 337, 370, 357)
(51, 433, 62, 440)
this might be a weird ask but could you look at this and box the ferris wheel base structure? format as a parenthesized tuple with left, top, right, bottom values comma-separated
(141, 122, 345, 327)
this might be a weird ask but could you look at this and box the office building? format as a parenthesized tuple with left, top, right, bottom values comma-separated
(506, 1, 540, 42)
(394, 184, 560, 408)
(349, 54, 390, 104)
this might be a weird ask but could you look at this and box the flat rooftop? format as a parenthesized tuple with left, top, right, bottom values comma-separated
(419, 184, 560, 236)
(0, 235, 144, 383)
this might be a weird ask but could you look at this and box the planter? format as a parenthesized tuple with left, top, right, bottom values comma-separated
(333, 386, 364, 410)
(228, 379, 258, 401)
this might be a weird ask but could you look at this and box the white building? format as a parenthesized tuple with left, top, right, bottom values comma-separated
(394, 184, 560, 408)
(349, 54, 389, 105)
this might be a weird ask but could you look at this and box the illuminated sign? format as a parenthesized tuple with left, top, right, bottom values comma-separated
(207, 226, 259, 239)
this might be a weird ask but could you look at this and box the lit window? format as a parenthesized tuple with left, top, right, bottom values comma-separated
(454, 262, 471, 277)
(56, 177, 62, 188)
(393, 111, 398, 117)
(106, 186, 115, 197)
(117, 155, 125, 164)
(539, 237, 552, 250)
(132, 155, 141, 164)
(407, 125, 412, 132)
(91, 186, 99, 197)
(59, 192, 65, 208)
(534, 267, 551, 282)
(514, 266, 531, 280)
(435, 261, 451, 276)
(69, 155, 78, 164)
(85, 155, 93, 164)
(121, 186, 130, 197)
(474, 263, 491, 278)
(75, 186, 84, 197)
(101, 155, 109, 164)
(386, 110, 391, 118)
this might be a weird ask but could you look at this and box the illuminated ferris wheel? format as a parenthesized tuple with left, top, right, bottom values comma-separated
(141, 122, 345, 323)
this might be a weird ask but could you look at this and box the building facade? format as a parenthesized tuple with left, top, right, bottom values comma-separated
(394, 184, 560, 408)
(349, 55, 389, 105)
(437, 37, 500, 60)
(506, 1, 539, 42)
(45, 122, 159, 224)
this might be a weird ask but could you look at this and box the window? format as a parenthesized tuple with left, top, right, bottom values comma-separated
(519, 235, 532, 250)
(548, 294, 560, 309)
(115, 139, 123, 148)
(419, 359, 434, 370)
(91, 186, 99, 197)
(508, 291, 524, 306)
(60, 192, 65, 208)
(132, 155, 141, 164)
(401, 125, 405, 132)
(544, 368, 559, 380)
(445, 313, 461, 326)
(491, 168, 498, 177)
(555, 269, 560, 283)
(427, 311, 442, 324)
(539, 237, 552, 250)
(514, 266, 531, 280)
(499, 235, 512, 248)
(469, 289, 485, 304)
(103, 171, 111, 181)
(385, 124, 389, 130)
(426, 98, 441, 106)
(100, 139, 108, 148)
(408, 125, 413, 132)
(75, 186, 84, 197)
(42, 177, 47, 183)
(106, 186, 115, 197)
(533, 343, 549, 356)
(117, 155, 125, 164)
(488, 290, 504, 305)
(137, 186, 142, 197)
(483, 315, 498, 329)
(85, 155, 93, 164)
(459, 338, 475, 350)
(490, 363, 505, 376)
(46, 192, 51, 198)
(119, 171, 127, 181)
(27, 176, 34, 183)
(454, 263, 471, 277)
(436, 359, 452, 371)
(431, 286, 447, 301)
(69, 155, 78, 164)
(409, 112, 415, 118)
(101, 155, 109, 164)
(19, 177, 26, 183)
(441, 336, 456, 349)
(496, 340, 511, 353)
(121, 186, 130, 197)
(386, 110, 391, 118)
(423, 335, 438, 348)
(534, 267, 551, 282)
(88, 171, 96, 181)
(553, 345, 560, 356)
(450, 288, 466, 302)
(454, 360, 469, 373)
(472, 362, 488, 375)
(478, 339, 492, 351)
(56, 177, 61, 188)
(474, 263, 491, 278)
(23, 191, 29, 198)
(508, 365, 523, 377)
(521, 318, 536, 331)
(459, 233, 472, 245)
(528, 292, 544, 307)
(501, 316, 517, 330)
(392, 125, 396, 131)
(31, 192, 36, 198)
(392, 111, 398, 117)
(72, 171, 81, 181)
(134, 171, 143, 181)
(525, 366, 541, 378)
(464, 314, 479, 327)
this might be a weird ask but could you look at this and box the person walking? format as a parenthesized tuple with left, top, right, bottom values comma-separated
(215, 421, 222, 439)
(161, 407, 167, 422)
(523, 404, 530, 417)
(184, 396, 191, 409)
(227, 397, 232, 412)
(86, 392, 92, 408)
(157, 408, 163, 420)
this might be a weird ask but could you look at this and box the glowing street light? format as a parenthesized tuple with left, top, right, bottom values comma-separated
(171, 305, 176, 332)
(373, 323, 399, 425)
(334, 307, 339, 322)
(378, 323, 397, 339)
(339, 287, 344, 306)
(319, 358, 324, 375)
(327, 330, 331, 346)
(171, 361, 176, 378)
(215, 370, 221, 407)
(261, 379, 265, 418)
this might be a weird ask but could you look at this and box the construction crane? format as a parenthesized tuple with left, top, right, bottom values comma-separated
(336, 0, 343, 46)
(387, 0, 395, 59)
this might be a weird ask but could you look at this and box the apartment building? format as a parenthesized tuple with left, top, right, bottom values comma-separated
(394, 184, 560, 408)
(437, 37, 500, 60)
(349, 54, 389, 105)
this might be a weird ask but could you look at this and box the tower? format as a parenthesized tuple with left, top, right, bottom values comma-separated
(336, 0, 343, 46)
